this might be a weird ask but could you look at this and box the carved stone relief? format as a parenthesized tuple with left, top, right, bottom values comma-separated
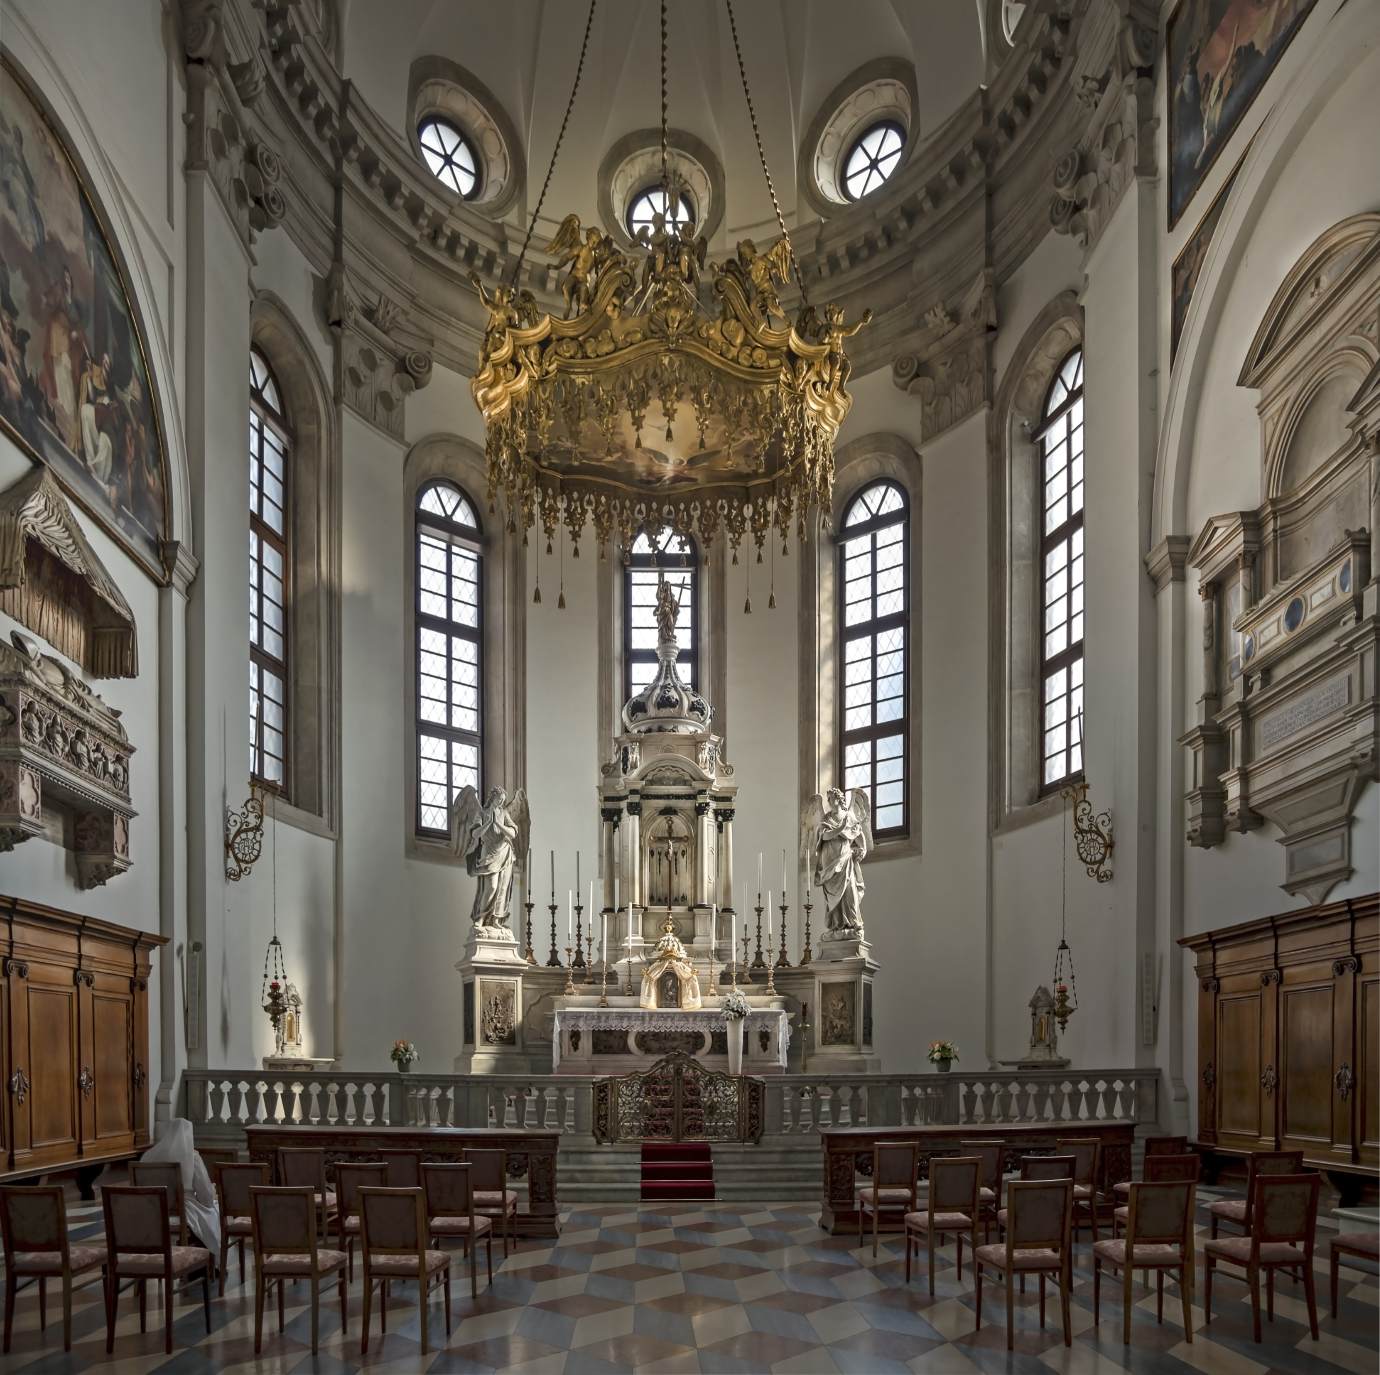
(480, 980, 517, 1046)
(820, 982, 856, 1046)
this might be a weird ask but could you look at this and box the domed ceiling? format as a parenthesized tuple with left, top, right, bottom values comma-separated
(340, 0, 985, 247)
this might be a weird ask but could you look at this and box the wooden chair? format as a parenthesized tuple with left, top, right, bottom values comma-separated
(1113, 1153, 1200, 1237)
(1145, 1136, 1189, 1157)
(101, 1184, 212, 1355)
(960, 1139, 1004, 1242)
(1055, 1137, 1102, 1243)
(1207, 1149, 1303, 1238)
(905, 1155, 981, 1294)
(130, 1160, 188, 1245)
(1093, 1179, 1197, 1345)
(996, 1154, 1073, 1232)
(975, 1180, 1074, 1351)
(423, 1162, 494, 1298)
(380, 1150, 423, 1188)
(1113, 1142, 1197, 1206)
(199, 1146, 240, 1175)
(1, 1185, 108, 1354)
(464, 1148, 519, 1257)
(857, 1140, 919, 1257)
(1204, 1172, 1320, 1343)
(335, 1161, 388, 1282)
(249, 1185, 348, 1355)
(1330, 1231, 1380, 1316)
(278, 1147, 337, 1238)
(214, 1160, 269, 1294)
(359, 1187, 452, 1355)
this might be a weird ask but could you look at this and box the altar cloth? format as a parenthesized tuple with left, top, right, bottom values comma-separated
(552, 1007, 790, 1071)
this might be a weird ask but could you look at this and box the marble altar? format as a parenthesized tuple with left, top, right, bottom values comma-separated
(552, 1002, 790, 1072)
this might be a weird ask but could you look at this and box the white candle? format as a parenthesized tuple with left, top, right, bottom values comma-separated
(731, 906, 737, 969)
(602, 911, 608, 964)
(567, 891, 572, 943)
(627, 900, 633, 971)
(757, 852, 763, 896)
(550, 849, 555, 900)
(576, 849, 581, 894)
(589, 881, 595, 938)
(781, 848, 787, 898)
(767, 890, 773, 945)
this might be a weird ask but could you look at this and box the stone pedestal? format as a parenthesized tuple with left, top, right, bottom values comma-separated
(455, 928, 532, 1072)
(777, 952, 879, 1072)
(262, 1056, 336, 1071)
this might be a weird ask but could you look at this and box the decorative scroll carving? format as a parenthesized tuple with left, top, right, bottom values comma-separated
(1333, 956, 1361, 977)
(0, 470, 138, 677)
(1261, 969, 1282, 986)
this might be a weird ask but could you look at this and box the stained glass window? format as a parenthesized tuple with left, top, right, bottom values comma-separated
(416, 481, 483, 835)
(1037, 349, 1085, 790)
(249, 348, 289, 788)
(839, 480, 909, 837)
(625, 528, 698, 702)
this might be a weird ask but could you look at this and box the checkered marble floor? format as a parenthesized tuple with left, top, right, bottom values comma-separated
(3, 1195, 1376, 1373)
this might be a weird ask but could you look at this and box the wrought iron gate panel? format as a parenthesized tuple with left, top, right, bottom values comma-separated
(593, 1051, 764, 1144)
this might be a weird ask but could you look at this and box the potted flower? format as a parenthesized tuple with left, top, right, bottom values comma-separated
(928, 1040, 959, 1073)
(720, 990, 752, 1075)
(390, 1039, 419, 1074)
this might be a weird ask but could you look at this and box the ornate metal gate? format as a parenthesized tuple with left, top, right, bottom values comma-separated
(592, 1051, 764, 1144)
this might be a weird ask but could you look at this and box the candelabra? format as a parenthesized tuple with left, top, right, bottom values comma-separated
(751, 896, 766, 971)
(800, 899, 814, 966)
(523, 898, 536, 963)
(563, 946, 576, 996)
(764, 951, 777, 994)
(598, 958, 610, 1007)
(546, 899, 561, 967)
(573, 898, 586, 969)
(740, 932, 752, 983)
(776, 896, 791, 969)
(583, 928, 595, 982)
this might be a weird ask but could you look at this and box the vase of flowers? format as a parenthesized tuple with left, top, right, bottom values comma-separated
(928, 1040, 959, 1073)
(721, 990, 751, 1075)
(390, 1040, 419, 1073)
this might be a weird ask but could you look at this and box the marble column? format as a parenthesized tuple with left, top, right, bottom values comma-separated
(625, 801, 641, 909)
(695, 799, 712, 906)
(716, 807, 736, 912)
(600, 809, 617, 914)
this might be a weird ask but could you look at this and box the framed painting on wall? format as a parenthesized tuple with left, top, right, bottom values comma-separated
(1167, 0, 1318, 228)
(1170, 152, 1244, 364)
(0, 56, 169, 578)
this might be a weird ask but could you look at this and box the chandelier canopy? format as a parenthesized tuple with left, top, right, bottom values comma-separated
(469, 0, 869, 559)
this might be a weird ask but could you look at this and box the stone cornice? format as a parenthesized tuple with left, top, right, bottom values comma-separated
(1145, 535, 1192, 592)
(215, 0, 1096, 380)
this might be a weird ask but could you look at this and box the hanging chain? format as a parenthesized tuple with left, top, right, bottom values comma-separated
(1060, 788, 1068, 942)
(509, 0, 598, 286)
(724, 0, 810, 307)
(659, 0, 670, 195)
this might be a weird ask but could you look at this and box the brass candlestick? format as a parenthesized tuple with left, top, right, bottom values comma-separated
(765, 948, 777, 995)
(740, 932, 752, 983)
(573, 900, 586, 968)
(776, 897, 791, 968)
(547, 900, 561, 967)
(751, 896, 766, 971)
(563, 946, 576, 995)
(584, 928, 595, 981)
(800, 899, 813, 966)
(523, 899, 536, 963)
(598, 959, 610, 1008)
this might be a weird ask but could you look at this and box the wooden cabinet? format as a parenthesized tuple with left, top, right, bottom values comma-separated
(1182, 893, 1377, 1196)
(1, 895, 164, 1183)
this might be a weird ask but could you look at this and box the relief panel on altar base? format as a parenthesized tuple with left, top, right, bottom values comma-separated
(821, 982, 856, 1046)
(479, 979, 518, 1047)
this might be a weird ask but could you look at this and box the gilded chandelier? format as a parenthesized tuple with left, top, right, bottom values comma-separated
(470, 0, 869, 558)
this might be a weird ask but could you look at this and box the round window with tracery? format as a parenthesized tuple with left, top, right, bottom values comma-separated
(842, 120, 905, 200)
(626, 186, 695, 240)
(417, 115, 479, 198)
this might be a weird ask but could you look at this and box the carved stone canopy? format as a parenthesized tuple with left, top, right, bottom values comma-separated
(0, 469, 138, 677)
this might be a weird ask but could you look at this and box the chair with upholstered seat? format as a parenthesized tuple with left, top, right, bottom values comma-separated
(380, 1150, 422, 1188)
(1207, 1149, 1302, 1238)
(214, 1161, 269, 1293)
(1093, 1179, 1197, 1345)
(905, 1155, 981, 1293)
(1113, 1153, 1199, 1237)
(960, 1140, 1004, 1242)
(1330, 1231, 1380, 1316)
(1, 1185, 108, 1354)
(278, 1147, 336, 1238)
(130, 1160, 188, 1245)
(1145, 1136, 1189, 1157)
(1055, 1137, 1102, 1243)
(1205, 1172, 1320, 1343)
(423, 1162, 494, 1297)
(464, 1148, 518, 1257)
(976, 1179, 1074, 1351)
(359, 1187, 452, 1354)
(857, 1140, 919, 1257)
(249, 1186, 348, 1355)
(995, 1154, 1073, 1232)
(335, 1161, 388, 1282)
(101, 1184, 212, 1355)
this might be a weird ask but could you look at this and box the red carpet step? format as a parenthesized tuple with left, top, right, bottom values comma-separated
(641, 1141, 714, 1200)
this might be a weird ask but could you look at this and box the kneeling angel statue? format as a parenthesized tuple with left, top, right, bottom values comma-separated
(800, 787, 872, 938)
(449, 785, 531, 931)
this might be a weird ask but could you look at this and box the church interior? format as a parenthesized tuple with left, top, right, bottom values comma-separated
(0, 0, 1377, 1370)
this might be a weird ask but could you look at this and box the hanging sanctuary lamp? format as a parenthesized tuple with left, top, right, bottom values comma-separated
(1052, 774, 1081, 1034)
(469, 0, 869, 561)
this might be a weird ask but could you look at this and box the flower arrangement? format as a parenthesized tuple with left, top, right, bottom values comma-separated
(390, 1039, 419, 1068)
(927, 1040, 959, 1065)
(720, 989, 752, 1022)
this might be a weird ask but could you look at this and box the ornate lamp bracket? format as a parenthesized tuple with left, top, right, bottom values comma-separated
(225, 784, 266, 880)
(1060, 778, 1114, 882)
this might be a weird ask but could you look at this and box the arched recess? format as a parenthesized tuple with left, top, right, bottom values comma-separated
(403, 433, 526, 860)
(0, 41, 191, 575)
(1152, 0, 1380, 551)
(799, 432, 922, 858)
(987, 291, 1083, 829)
(250, 292, 340, 830)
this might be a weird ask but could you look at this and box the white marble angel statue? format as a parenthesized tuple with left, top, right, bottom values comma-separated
(800, 787, 873, 936)
(449, 785, 531, 930)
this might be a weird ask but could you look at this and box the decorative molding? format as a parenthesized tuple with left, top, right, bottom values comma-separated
(1145, 535, 1191, 592)
(1333, 955, 1361, 977)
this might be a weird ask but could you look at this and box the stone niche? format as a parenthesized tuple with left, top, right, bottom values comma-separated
(1182, 214, 1380, 901)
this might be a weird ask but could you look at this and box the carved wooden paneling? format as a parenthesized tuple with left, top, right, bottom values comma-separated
(1357, 969, 1379, 1169)
(1216, 984, 1264, 1151)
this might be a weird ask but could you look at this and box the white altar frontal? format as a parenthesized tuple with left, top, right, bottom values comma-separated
(454, 579, 879, 1074)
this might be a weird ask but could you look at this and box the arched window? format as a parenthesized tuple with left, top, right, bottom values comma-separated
(625, 528, 698, 701)
(839, 480, 909, 837)
(249, 347, 289, 787)
(1036, 349, 1085, 790)
(415, 481, 483, 835)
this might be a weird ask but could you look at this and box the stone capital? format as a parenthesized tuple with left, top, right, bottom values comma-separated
(1145, 535, 1191, 592)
